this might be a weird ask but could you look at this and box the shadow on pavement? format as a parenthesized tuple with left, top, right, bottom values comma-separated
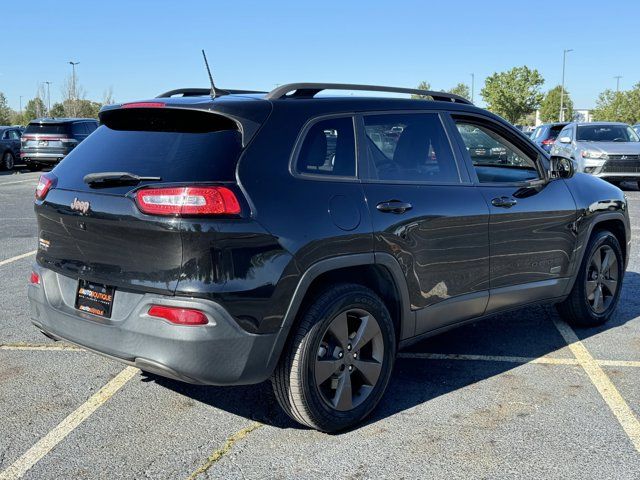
(146, 270, 640, 432)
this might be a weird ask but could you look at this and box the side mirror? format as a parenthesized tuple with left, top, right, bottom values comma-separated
(549, 156, 575, 179)
(558, 136, 571, 144)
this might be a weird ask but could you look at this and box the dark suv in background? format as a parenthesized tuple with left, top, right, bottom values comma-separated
(530, 122, 569, 152)
(28, 83, 630, 432)
(21, 118, 98, 171)
(0, 126, 23, 170)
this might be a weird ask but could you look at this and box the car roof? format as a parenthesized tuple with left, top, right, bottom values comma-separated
(29, 117, 97, 124)
(571, 121, 629, 127)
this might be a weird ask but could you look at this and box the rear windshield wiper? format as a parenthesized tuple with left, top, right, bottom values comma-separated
(83, 172, 161, 186)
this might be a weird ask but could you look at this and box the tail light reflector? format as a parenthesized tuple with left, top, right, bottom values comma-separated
(135, 186, 241, 216)
(30, 271, 40, 285)
(148, 305, 208, 325)
(35, 173, 57, 200)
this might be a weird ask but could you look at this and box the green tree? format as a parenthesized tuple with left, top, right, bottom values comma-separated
(24, 98, 46, 123)
(592, 82, 640, 124)
(539, 85, 574, 123)
(481, 66, 544, 124)
(448, 83, 470, 100)
(0, 93, 13, 125)
(50, 102, 65, 117)
(411, 81, 432, 99)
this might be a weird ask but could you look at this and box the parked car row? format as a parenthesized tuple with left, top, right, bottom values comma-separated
(0, 118, 98, 171)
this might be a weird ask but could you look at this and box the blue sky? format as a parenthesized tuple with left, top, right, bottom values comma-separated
(2, 0, 639, 110)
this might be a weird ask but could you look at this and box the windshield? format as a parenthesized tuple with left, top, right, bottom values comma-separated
(576, 125, 639, 142)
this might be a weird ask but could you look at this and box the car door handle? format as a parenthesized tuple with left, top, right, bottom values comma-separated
(491, 196, 517, 208)
(376, 200, 413, 214)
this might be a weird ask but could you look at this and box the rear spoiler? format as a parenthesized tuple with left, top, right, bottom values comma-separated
(99, 101, 272, 147)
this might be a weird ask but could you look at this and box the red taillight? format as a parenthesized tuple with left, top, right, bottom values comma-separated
(147, 305, 208, 325)
(35, 173, 57, 200)
(541, 139, 555, 145)
(30, 271, 40, 285)
(121, 102, 165, 109)
(135, 186, 241, 216)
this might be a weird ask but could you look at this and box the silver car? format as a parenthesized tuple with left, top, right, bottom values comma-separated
(551, 122, 640, 189)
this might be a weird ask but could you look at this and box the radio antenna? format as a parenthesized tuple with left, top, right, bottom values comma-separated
(201, 49, 216, 99)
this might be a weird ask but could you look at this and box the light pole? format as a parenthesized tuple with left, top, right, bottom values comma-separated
(19, 96, 23, 116)
(559, 49, 573, 122)
(44, 82, 52, 117)
(68, 61, 80, 116)
(614, 75, 622, 93)
(470, 73, 475, 103)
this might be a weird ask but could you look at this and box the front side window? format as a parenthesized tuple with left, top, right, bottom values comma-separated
(296, 117, 356, 177)
(456, 122, 539, 183)
(363, 113, 459, 183)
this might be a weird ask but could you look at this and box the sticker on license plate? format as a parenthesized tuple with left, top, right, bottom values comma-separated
(75, 280, 115, 318)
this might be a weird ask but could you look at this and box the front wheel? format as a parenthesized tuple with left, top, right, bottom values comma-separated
(272, 283, 396, 432)
(557, 230, 624, 327)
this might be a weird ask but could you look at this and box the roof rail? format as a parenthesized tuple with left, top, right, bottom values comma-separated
(157, 88, 267, 98)
(265, 83, 473, 104)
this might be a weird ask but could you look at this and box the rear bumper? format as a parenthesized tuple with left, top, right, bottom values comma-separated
(28, 266, 279, 385)
(21, 151, 68, 164)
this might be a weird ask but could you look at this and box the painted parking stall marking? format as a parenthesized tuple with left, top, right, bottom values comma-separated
(0, 367, 139, 480)
(553, 317, 640, 453)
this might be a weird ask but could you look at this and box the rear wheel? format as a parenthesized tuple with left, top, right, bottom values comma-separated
(557, 230, 623, 327)
(272, 283, 396, 432)
(2, 152, 14, 171)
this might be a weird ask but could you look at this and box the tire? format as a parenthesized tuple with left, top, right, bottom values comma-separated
(2, 151, 14, 171)
(636, 180, 640, 191)
(272, 283, 396, 432)
(557, 230, 624, 327)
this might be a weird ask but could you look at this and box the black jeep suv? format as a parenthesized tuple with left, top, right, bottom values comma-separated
(21, 118, 98, 170)
(28, 83, 630, 432)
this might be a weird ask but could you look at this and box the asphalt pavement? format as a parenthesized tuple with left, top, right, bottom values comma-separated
(1, 169, 639, 479)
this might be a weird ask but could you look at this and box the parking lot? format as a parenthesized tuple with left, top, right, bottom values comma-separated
(1, 169, 639, 479)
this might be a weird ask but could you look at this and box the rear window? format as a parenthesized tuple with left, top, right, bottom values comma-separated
(547, 125, 566, 140)
(25, 123, 71, 135)
(52, 109, 242, 191)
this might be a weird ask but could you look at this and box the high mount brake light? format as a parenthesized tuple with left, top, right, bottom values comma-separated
(541, 139, 555, 145)
(121, 102, 165, 109)
(135, 186, 241, 216)
(35, 173, 57, 200)
(147, 305, 208, 325)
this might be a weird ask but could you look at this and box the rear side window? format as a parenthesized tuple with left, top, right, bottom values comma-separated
(25, 123, 70, 135)
(363, 113, 459, 183)
(295, 117, 356, 177)
(52, 109, 243, 191)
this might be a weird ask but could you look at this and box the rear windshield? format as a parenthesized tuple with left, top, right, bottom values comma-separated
(576, 125, 639, 142)
(25, 123, 71, 135)
(52, 110, 242, 190)
(547, 125, 566, 140)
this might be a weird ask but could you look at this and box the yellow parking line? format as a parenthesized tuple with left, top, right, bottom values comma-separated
(599, 359, 640, 368)
(0, 250, 36, 267)
(398, 352, 579, 365)
(0, 179, 37, 187)
(186, 422, 263, 480)
(553, 318, 640, 453)
(0, 367, 138, 480)
(0, 342, 83, 351)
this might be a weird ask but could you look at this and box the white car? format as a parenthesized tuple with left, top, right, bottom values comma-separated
(551, 122, 640, 189)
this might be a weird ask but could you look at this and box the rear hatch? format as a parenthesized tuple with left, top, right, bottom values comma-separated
(22, 122, 74, 156)
(35, 104, 260, 295)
